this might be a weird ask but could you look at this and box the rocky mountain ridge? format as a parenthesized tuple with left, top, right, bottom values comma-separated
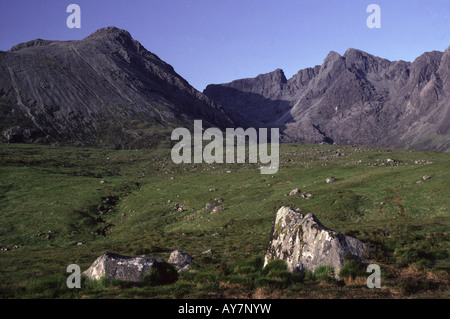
(205, 47, 450, 152)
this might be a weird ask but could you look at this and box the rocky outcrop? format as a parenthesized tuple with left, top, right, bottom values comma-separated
(205, 47, 450, 152)
(264, 207, 368, 278)
(83, 252, 172, 283)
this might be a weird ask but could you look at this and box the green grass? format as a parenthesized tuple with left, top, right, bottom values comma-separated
(338, 259, 367, 280)
(0, 142, 449, 298)
(313, 266, 336, 283)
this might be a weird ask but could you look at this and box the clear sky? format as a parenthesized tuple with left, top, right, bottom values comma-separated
(1, 0, 449, 91)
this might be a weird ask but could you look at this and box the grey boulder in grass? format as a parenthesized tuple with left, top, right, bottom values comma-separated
(168, 250, 193, 272)
(264, 207, 369, 278)
(83, 252, 169, 283)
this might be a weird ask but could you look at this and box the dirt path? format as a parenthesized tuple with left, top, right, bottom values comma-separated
(389, 187, 406, 218)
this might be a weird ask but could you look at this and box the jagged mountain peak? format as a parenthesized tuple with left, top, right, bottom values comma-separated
(413, 50, 443, 64)
(256, 68, 287, 84)
(343, 48, 367, 56)
(84, 26, 133, 40)
(323, 50, 341, 62)
(343, 48, 379, 63)
(82, 26, 144, 53)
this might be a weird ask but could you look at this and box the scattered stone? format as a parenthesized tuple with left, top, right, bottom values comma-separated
(209, 188, 217, 192)
(289, 188, 301, 196)
(178, 264, 191, 272)
(202, 249, 213, 255)
(205, 203, 216, 211)
(423, 175, 431, 180)
(326, 177, 336, 183)
(77, 242, 83, 246)
(416, 180, 424, 184)
(99, 180, 107, 184)
(415, 160, 433, 165)
(211, 206, 225, 214)
(83, 252, 173, 283)
(102, 196, 117, 205)
(214, 198, 223, 203)
(264, 207, 368, 278)
(168, 250, 193, 270)
(301, 192, 312, 199)
(167, 200, 171, 204)
(211, 233, 219, 237)
(37, 232, 44, 237)
(386, 158, 399, 166)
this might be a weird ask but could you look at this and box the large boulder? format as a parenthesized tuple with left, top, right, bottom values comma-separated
(264, 207, 368, 278)
(83, 252, 173, 283)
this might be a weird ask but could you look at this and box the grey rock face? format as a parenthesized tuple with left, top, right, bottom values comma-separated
(264, 207, 305, 272)
(82, 252, 167, 282)
(0, 27, 235, 147)
(264, 207, 368, 278)
(205, 47, 450, 152)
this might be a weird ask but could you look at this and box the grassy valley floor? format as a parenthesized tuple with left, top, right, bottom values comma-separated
(0, 143, 448, 298)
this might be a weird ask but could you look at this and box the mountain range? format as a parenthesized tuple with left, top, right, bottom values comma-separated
(205, 48, 450, 152)
(1, 27, 449, 151)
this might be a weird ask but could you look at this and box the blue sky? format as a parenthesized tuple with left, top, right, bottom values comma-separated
(1, 0, 449, 91)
